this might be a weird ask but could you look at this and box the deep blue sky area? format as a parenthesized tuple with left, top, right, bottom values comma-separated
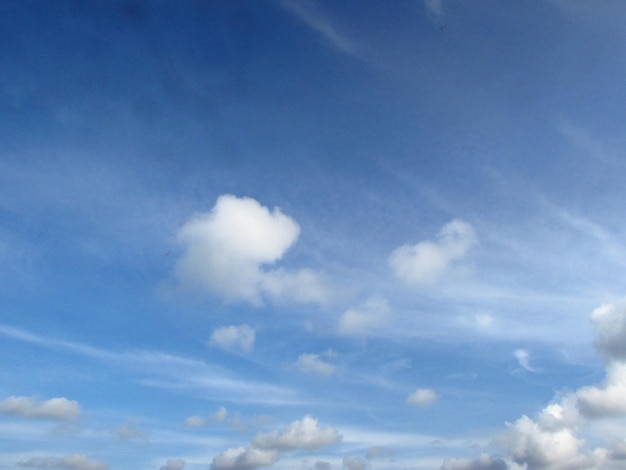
(2, 2, 626, 470)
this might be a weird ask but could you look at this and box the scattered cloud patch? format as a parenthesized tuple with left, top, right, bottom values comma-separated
(591, 300, 626, 361)
(252, 415, 342, 451)
(0, 396, 80, 420)
(312, 461, 331, 470)
(16, 454, 108, 470)
(342, 456, 368, 470)
(113, 420, 145, 440)
(175, 195, 330, 305)
(338, 297, 391, 336)
(211, 447, 278, 470)
(184, 406, 228, 427)
(406, 388, 438, 406)
(424, 0, 444, 17)
(293, 352, 336, 376)
(160, 459, 185, 470)
(389, 219, 477, 286)
(210, 325, 255, 353)
(577, 362, 626, 418)
(440, 454, 507, 470)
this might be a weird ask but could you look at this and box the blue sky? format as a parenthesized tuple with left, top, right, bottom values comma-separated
(2, 1, 626, 469)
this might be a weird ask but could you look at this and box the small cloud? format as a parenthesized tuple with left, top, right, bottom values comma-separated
(160, 459, 185, 470)
(209, 325, 255, 353)
(440, 454, 507, 470)
(184, 406, 228, 428)
(175, 195, 330, 305)
(252, 415, 342, 451)
(406, 388, 438, 406)
(342, 456, 369, 470)
(113, 420, 145, 441)
(313, 462, 332, 470)
(389, 219, 477, 286)
(16, 454, 108, 470)
(338, 297, 391, 336)
(514, 349, 538, 373)
(0, 396, 80, 421)
(293, 353, 336, 376)
(210, 447, 278, 470)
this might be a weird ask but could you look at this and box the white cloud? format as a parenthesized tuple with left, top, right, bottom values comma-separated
(338, 297, 391, 336)
(175, 195, 330, 305)
(577, 362, 626, 418)
(160, 459, 185, 470)
(16, 454, 108, 470)
(252, 415, 342, 451)
(0, 396, 80, 420)
(293, 353, 336, 376)
(406, 388, 438, 406)
(590, 300, 626, 361)
(389, 219, 477, 286)
(210, 447, 278, 470)
(342, 456, 368, 470)
(440, 454, 507, 470)
(210, 325, 255, 353)
(312, 462, 331, 470)
(514, 349, 537, 373)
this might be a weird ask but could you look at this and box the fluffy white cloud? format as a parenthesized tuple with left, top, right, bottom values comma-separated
(338, 297, 391, 336)
(209, 325, 255, 353)
(17, 454, 108, 470)
(294, 353, 335, 376)
(590, 300, 626, 361)
(577, 362, 626, 418)
(210, 447, 278, 470)
(389, 219, 477, 285)
(252, 415, 342, 451)
(160, 459, 185, 470)
(175, 195, 329, 305)
(440, 454, 507, 470)
(342, 456, 368, 470)
(0, 396, 80, 420)
(406, 388, 438, 406)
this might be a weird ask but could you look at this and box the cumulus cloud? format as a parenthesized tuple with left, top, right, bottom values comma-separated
(211, 447, 278, 470)
(313, 461, 332, 470)
(293, 352, 336, 376)
(342, 456, 368, 470)
(406, 388, 438, 406)
(210, 325, 255, 353)
(440, 454, 508, 470)
(160, 459, 185, 470)
(0, 396, 80, 420)
(175, 195, 329, 305)
(577, 362, 626, 418)
(389, 219, 477, 285)
(17, 454, 108, 470)
(252, 415, 342, 451)
(590, 300, 626, 361)
(338, 297, 391, 336)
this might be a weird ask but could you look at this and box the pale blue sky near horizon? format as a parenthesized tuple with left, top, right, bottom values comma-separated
(2, 2, 626, 470)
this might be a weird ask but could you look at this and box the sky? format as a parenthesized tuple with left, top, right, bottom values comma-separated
(2, 1, 626, 469)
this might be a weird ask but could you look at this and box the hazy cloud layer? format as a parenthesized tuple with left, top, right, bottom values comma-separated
(440, 454, 507, 470)
(17, 454, 108, 470)
(389, 220, 477, 285)
(0, 396, 80, 420)
(342, 456, 368, 470)
(176, 195, 330, 305)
